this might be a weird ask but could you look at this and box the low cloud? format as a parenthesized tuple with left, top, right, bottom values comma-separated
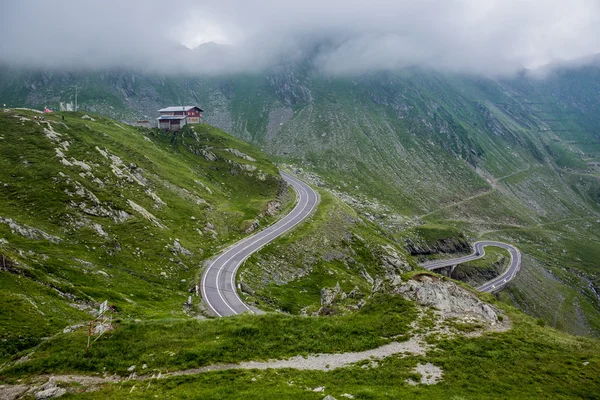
(1, 0, 599, 76)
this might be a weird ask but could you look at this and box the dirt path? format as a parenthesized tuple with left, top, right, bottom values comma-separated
(0, 337, 426, 399)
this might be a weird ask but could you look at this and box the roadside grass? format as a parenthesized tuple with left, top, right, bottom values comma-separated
(460, 247, 510, 269)
(0, 293, 417, 379)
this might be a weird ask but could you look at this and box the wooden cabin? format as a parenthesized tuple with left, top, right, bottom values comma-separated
(157, 106, 204, 131)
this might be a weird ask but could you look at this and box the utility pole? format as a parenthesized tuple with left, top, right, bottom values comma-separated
(75, 85, 78, 112)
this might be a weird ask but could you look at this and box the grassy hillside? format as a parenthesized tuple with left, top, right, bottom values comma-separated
(1, 62, 599, 336)
(50, 314, 600, 399)
(1, 279, 598, 399)
(0, 109, 287, 361)
(0, 109, 599, 400)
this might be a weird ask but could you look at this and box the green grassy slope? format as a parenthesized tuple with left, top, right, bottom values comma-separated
(68, 317, 600, 399)
(0, 109, 285, 361)
(2, 294, 598, 400)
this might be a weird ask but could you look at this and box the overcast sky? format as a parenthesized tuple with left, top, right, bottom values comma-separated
(1, 0, 599, 76)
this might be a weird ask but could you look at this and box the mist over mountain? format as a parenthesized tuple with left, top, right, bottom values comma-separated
(2, 0, 600, 76)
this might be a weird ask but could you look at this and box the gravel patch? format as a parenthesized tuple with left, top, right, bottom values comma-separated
(233, 337, 425, 371)
(407, 363, 443, 385)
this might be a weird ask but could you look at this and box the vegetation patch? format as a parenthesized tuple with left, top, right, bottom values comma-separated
(1, 294, 417, 378)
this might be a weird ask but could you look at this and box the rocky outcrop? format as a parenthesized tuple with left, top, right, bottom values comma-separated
(171, 239, 192, 256)
(321, 282, 345, 306)
(34, 378, 66, 399)
(267, 67, 313, 106)
(225, 148, 256, 162)
(404, 236, 471, 256)
(127, 200, 166, 229)
(240, 281, 255, 296)
(0, 216, 61, 243)
(380, 244, 412, 279)
(245, 219, 260, 234)
(395, 275, 498, 324)
(264, 201, 281, 217)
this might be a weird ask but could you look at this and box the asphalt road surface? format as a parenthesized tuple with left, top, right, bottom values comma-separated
(420, 241, 521, 292)
(201, 172, 318, 317)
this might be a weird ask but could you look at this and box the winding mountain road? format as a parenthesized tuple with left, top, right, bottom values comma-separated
(421, 241, 521, 292)
(201, 172, 319, 317)
(201, 171, 519, 317)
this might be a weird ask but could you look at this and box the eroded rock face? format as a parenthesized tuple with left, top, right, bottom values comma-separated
(395, 275, 498, 324)
(404, 236, 471, 256)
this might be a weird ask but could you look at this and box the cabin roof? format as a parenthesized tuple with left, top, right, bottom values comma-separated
(158, 106, 204, 113)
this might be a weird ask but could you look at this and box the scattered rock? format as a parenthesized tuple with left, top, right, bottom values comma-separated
(34, 378, 66, 399)
(240, 281, 255, 296)
(43, 126, 62, 142)
(320, 282, 345, 306)
(239, 163, 257, 172)
(347, 286, 363, 299)
(381, 244, 411, 277)
(404, 236, 471, 256)
(205, 222, 218, 236)
(195, 180, 213, 194)
(172, 239, 192, 256)
(0, 384, 28, 400)
(265, 201, 281, 216)
(406, 363, 443, 386)
(63, 323, 85, 334)
(245, 219, 260, 234)
(93, 223, 108, 238)
(127, 365, 136, 372)
(146, 189, 166, 207)
(225, 148, 256, 162)
(199, 148, 218, 161)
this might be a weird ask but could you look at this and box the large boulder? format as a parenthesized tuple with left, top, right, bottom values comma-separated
(395, 275, 498, 324)
(35, 387, 66, 399)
